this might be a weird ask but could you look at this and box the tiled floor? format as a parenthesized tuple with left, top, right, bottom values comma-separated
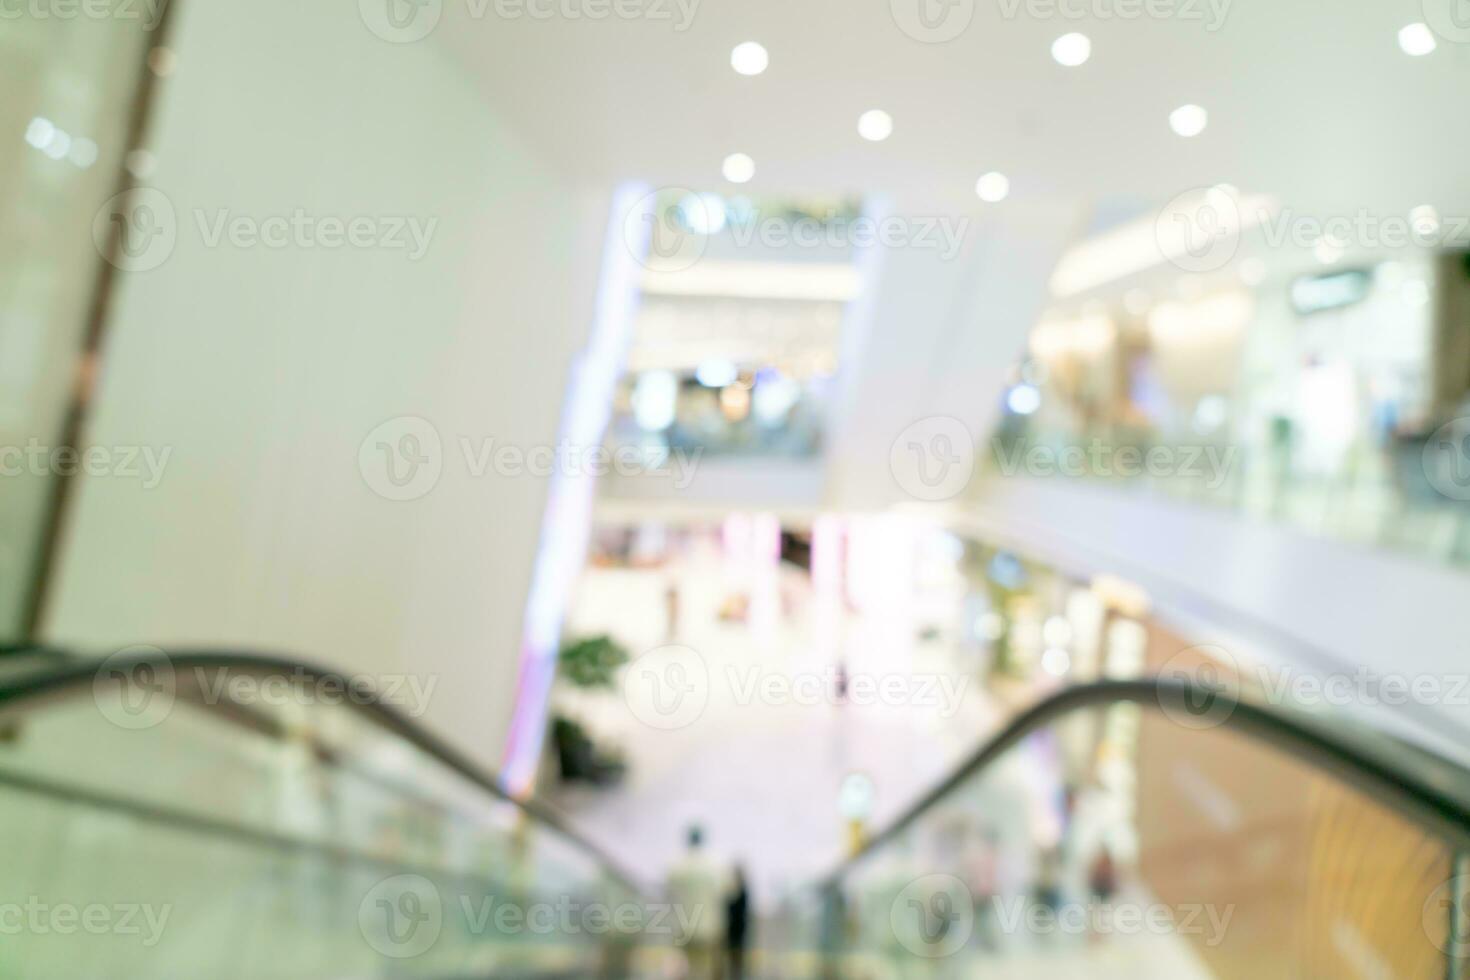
(551, 535, 999, 908)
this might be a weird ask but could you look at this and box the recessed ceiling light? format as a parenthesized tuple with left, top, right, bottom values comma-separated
(975, 171, 1010, 202)
(1169, 104, 1208, 138)
(857, 109, 893, 142)
(1398, 23, 1437, 56)
(1051, 32, 1091, 67)
(722, 152, 755, 184)
(730, 41, 769, 76)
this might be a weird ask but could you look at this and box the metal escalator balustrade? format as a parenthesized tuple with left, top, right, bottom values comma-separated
(783, 678, 1470, 979)
(5, 649, 1470, 978)
(0, 648, 665, 979)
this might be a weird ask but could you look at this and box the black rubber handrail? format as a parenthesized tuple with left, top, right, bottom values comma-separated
(822, 676, 1470, 888)
(0, 647, 647, 896)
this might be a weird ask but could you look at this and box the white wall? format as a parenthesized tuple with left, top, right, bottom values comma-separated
(42, 0, 610, 770)
(825, 193, 1079, 511)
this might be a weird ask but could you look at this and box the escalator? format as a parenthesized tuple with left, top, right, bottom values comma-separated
(786, 679, 1470, 978)
(2, 649, 1468, 977)
(0, 650, 651, 978)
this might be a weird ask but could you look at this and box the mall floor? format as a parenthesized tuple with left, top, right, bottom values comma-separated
(551, 529, 998, 908)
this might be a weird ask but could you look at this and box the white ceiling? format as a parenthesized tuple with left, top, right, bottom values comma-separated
(437, 1, 1470, 220)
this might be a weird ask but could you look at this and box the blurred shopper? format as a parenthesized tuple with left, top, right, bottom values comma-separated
(963, 829, 1001, 951)
(665, 578, 682, 641)
(725, 863, 751, 979)
(1087, 845, 1120, 945)
(667, 825, 727, 979)
(1033, 846, 1064, 933)
(1088, 846, 1118, 905)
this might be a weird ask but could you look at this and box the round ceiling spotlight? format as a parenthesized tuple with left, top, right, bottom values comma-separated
(1051, 32, 1091, 67)
(722, 152, 755, 184)
(975, 171, 1010, 202)
(730, 41, 769, 76)
(857, 109, 893, 142)
(1398, 23, 1437, 56)
(1169, 104, 1208, 138)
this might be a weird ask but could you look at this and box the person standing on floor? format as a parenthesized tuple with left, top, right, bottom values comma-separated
(666, 825, 727, 979)
(725, 863, 751, 979)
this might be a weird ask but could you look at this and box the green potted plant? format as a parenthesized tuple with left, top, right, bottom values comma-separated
(550, 635, 630, 786)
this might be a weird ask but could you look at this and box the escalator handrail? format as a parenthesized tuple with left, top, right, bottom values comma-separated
(821, 676, 1470, 888)
(0, 646, 646, 896)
